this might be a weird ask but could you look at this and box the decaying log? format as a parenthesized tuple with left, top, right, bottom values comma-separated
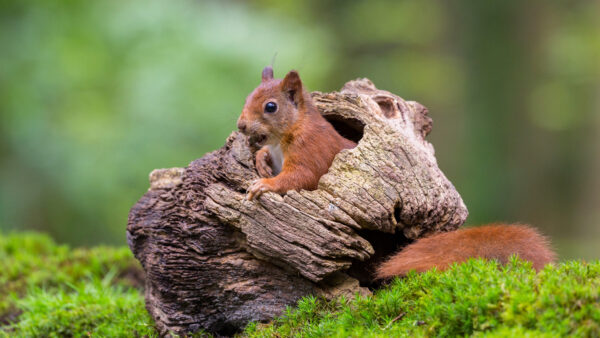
(127, 78, 468, 336)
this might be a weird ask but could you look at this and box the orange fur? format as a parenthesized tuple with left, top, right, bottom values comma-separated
(238, 67, 355, 199)
(375, 224, 556, 279)
(254, 147, 273, 178)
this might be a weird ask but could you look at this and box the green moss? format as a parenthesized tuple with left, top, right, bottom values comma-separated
(2, 232, 599, 337)
(244, 258, 600, 337)
(4, 280, 155, 337)
(0, 232, 153, 336)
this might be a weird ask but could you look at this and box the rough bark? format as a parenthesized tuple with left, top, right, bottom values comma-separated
(127, 78, 468, 336)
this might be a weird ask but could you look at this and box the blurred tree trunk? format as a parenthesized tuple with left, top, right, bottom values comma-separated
(453, 0, 527, 224)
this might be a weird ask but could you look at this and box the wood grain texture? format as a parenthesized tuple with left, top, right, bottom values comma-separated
(127, 78, 468, 336)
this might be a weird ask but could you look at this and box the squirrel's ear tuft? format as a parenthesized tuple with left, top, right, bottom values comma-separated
(281, 70, 303, 106)
(261, 66, 274, 82)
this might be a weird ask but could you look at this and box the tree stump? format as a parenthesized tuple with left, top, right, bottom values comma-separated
(127, 78, 468, 336)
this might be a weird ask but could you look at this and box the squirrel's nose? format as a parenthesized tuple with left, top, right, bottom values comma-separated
(237, 120, 247, 133)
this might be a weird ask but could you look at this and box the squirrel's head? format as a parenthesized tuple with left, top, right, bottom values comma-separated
(237, 67, 307, 148)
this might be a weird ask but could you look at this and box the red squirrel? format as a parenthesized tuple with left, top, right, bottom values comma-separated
(237, 67, 556, 277)
(237, 66, 355, 200)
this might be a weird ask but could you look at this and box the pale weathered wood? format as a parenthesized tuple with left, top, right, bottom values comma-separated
(127, 78, 468, 336)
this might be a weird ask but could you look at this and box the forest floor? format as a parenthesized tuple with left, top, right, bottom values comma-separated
(1, 232, 598, 337)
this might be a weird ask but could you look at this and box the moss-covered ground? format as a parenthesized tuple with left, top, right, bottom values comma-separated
(0, 232, 155, 337)
(245, 258, 600, 337)
(1, 232, 598, 337)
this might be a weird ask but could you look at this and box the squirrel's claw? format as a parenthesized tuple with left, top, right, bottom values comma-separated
(246, 179, 273, 201)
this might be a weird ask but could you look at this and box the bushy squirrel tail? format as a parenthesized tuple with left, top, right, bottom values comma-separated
(375, 224, 556, 279)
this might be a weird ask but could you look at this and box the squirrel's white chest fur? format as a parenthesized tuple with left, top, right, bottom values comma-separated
(267, 143, 284, 176)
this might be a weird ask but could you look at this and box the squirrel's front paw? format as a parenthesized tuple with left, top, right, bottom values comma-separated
(246, 179, 274, 201)
(256, 152, 273, 178)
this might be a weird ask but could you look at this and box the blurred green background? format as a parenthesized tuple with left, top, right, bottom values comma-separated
(1, 0, 598, 260)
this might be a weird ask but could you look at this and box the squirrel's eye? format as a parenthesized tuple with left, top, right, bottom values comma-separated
(264, 101, 277, 113)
